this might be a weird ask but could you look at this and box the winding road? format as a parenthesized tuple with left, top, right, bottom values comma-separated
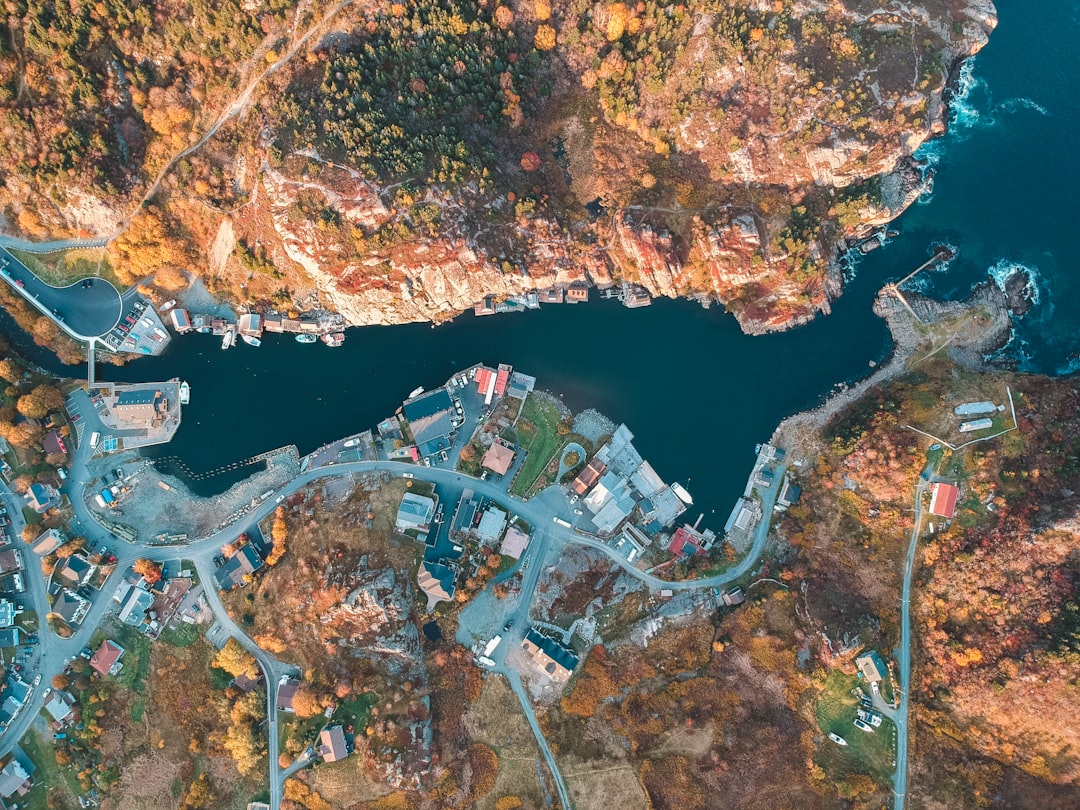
(0, 380, 792, 810)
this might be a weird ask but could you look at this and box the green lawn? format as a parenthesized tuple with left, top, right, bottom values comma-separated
(510, 394, 564, 497)
(8, 247, 119, 287)
(158, 621, 203, 648)
(332, 691, 378, 731)
(18, 729, 82, 809)
(814, 669, 897, 785)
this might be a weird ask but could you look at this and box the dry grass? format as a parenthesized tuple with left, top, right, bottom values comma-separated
(307, 760, 391, 807)
(464, 677, 545, 810)
(561, 756, 648, 810)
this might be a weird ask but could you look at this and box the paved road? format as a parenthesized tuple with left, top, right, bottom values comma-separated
(2, 392, 791, 810)
(0, 247, 121, 339)
(893, 471, 931, 809)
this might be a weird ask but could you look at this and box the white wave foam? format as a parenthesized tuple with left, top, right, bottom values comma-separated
(995, 98, 1051, 117)
(987, 259, 1042, 306)
(949, 59, 987, 131)
(1055, 354, 1080, 376)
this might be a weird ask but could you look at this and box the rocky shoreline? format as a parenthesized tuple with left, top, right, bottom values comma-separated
(771, 280, 1016, 452)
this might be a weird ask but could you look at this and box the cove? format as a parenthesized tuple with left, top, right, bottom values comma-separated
(13, 267, 892, 515)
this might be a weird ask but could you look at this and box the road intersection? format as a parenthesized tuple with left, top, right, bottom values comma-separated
(0, 389, 795, 810)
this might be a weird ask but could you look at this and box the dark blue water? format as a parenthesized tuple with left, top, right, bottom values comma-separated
(855, 1, 1080, 374)
(7, 4, 1077, 515)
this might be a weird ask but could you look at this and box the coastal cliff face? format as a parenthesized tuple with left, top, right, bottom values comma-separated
(0, 0, 995, 333)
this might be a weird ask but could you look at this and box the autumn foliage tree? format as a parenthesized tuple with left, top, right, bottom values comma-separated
(16, 384, 64, 419)
(133, 558, 163, 584)
(266, 507, 288, 566)
(212, 638, 261, 681)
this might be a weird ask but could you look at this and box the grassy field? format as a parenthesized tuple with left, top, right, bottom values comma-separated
(464, 677, 545, 810)
(510, 394, 565, 498)
(814, 669, 897, 786)
(18, 729, 82, 810)
(8, 248, 120, 287)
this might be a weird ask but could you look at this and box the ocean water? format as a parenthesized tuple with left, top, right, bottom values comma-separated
(5, 4, 1075, 508)
(856, 1, 1080, 374)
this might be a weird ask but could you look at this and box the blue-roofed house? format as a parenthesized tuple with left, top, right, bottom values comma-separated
(396, 493, 436, 533)
(521, 627, 579, 685)
(25, 482, 60, 513)
(401, 389, 456, 457)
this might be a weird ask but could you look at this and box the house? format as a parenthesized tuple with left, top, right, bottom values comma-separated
(53, 589, 91, 626)
(169, 308, 192, 333)
(476, 507, 507, 544)
(214, 543, 265, 591)
(565, 281, 589, 302)
(721, 587, 746, 607)
(276, 676, 299, 713)
(396, 493, 436, 533)
(481, 440, 515, 476)
(667, 526, 707, 557)
(232, 671, 262, 693)
(0, 550, 20, 576)
(90, 640, 126, 676)
(0, 600, 16, 628)
(25, 482, 60, 513)
(238, 313, 263, 337)
(494, 364, 512, 397)
(54, 553, 97, 589)
(318, 724, 349, 762)
(778, 478, 802, 508)
(474, 366, 497, 404)
(0, 628, 21, 648)
(43, 429, 67, 456)
(500, 526, 530, 560)
(402, 388, 457, 457)
(115, 582, 154, 627)
(113, 390, 163, 424)
(521, 628, 579, 685)
(43, 689, 75, 724)
(539, 287, 565, 304)
(855, 650, 887, 685)
(0, 759, 31, 800)
(506, 372, 536, 400)
(8, 581, 31, 615)
(473, 297, 497, 316)
(417, 560, 456, 608)
(929, 482, 960, 519)
(32, 528, 66, 556)
(570, 456, 607, 497)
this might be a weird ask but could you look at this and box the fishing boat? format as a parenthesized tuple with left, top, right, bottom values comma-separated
(408, 386, 425, 398)
(671, 482, 694, 505)
(221, 328, 235, 350)
(241, 334, 262, 347)
(179, 381, 190, 405)
(295, 334, 317, 344)
(321, 332, 345, 347)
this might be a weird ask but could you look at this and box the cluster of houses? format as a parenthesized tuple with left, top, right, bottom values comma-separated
(473, 281, 590, 317)
(168, 307, 347, 348)
(273, 676, 352, 765)
(398, 486, 534, 609)
(568, 424, 690, 544)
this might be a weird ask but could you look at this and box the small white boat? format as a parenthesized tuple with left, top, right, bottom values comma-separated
(408, 386, 425, 398)
(671, 482, 693, 505)
(179, 381, 190, 405)
(221, 329, 235, 350)
(242, 334, 262, 347)
(158, 299, 176, 312)
(295, 334, 317, 344)
(828, 732, 848, 746)
(321, 332, 344, 347)
(343, 438, 360, 448)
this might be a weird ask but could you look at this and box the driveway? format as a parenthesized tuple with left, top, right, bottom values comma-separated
(0, 247, 122, 339)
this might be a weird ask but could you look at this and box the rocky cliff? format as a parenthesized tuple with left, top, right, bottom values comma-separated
(0, 0, 996, 335)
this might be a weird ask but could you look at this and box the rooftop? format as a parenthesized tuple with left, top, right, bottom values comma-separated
(481, 441, 516, 475)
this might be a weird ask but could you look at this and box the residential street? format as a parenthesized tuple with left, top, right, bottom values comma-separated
(0, 396, 793, 810)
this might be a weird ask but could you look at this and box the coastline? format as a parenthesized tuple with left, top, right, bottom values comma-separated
(771, 282, 1014, 453)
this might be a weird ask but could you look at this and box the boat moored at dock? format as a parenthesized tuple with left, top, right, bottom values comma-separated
(242, 334, 262, 347)
(179, 381, 190, 405)
(295, 334, 317, 344)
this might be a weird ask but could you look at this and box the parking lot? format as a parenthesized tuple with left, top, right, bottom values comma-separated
(99, 294, 171, 356)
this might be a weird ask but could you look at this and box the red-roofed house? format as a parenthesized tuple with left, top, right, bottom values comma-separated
(475, 367, 497, 404)
(494, 364, 512, 396)
(667, 526, 706, 557)
(89, 640, 125, 676)
(481, 441, 516, 476)
(929, 482, 959, 519)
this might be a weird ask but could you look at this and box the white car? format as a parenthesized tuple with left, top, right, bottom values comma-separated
(275, 494, 286, 504)
(402, 472, 414, 479)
